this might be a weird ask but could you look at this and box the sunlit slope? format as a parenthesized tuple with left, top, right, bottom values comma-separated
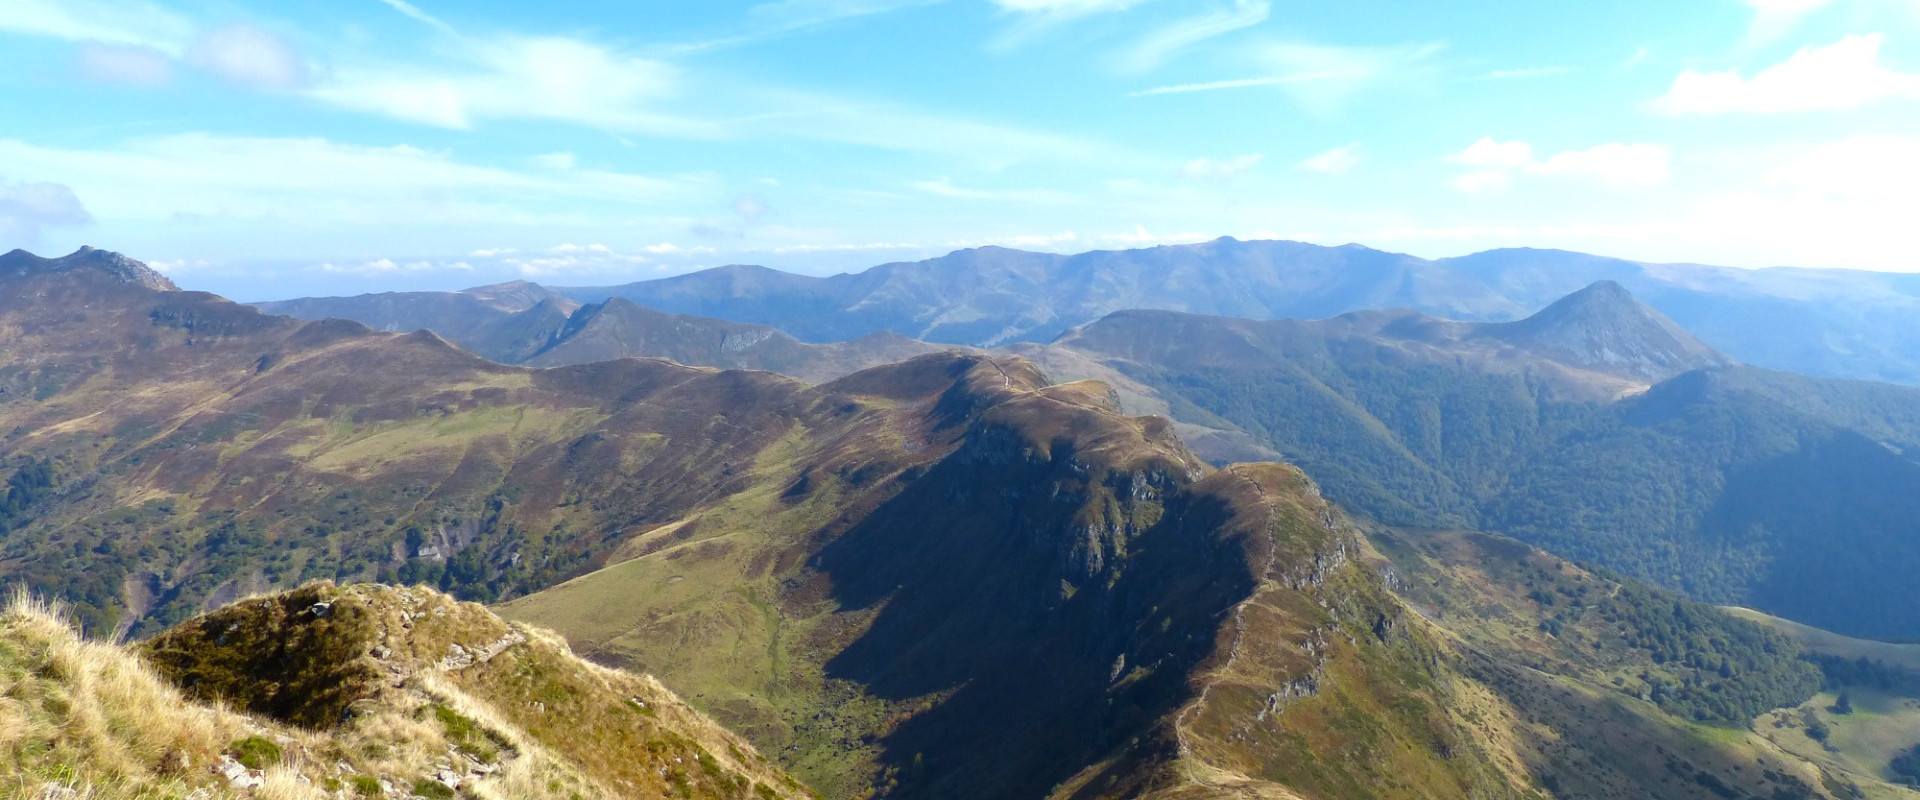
(0, 253, 1037, 640)
(1, 582, 812, 800)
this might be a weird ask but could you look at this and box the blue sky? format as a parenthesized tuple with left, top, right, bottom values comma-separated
(2, 0, 1918, 299)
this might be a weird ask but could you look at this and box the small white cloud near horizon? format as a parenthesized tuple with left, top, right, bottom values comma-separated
(1296, 143, 1361, 175)
(1447, 138, 1668, 193)
(1652, 34, 1920, 114)
(189, 23, 310, 92)
(1179, 153, 1264, 181)
(319, 257, 472, 274)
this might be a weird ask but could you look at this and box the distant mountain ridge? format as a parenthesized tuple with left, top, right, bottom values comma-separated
(249, 237, 1920, 385)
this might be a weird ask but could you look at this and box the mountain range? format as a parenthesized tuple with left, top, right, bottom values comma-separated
(260, 241, 1920, 641)
(259, 238, 1920, 385)
(8, 246, 1920, 799)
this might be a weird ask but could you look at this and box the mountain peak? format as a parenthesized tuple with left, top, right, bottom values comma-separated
(1483, 280, 1732, 381)
(0, 246, 179, 292)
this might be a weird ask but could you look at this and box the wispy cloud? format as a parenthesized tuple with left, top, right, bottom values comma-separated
(189, 24, 311, 92)
(0, 0, 194, 53)
(1743, 0, 1832, 46)
(0, 133, 708, 228)
(993, 0, 1150, 18)
(1130, 71, 1356, 96)
(762, 90, 1134, 165)
(1178, 153, 1264, 181)
(990, 0, 1155, 49)
(1116, 0, 1270, 73)
(910, 177, 1074, 202)
(372, 0, 460, 36)
(74, 42, 175, 86)
(1447, 138, 1669, 193)
(1296, 143, 1361, 175)
(1482, 65, 1570, 79)
(1133, 40, 1442, 110)
(662, 0, 947, 55)
(311, 36, 701, 135)
(1652, 34, 1920, 114)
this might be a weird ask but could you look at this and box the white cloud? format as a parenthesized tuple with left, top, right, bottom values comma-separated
(1451, 171, 1513, 194)
(1118, 0, 1270, 72)
(533, 152, 577, 170)
(188, 23, 310, 92)
(312, 36, 694, 134)
(1179, 153, 1264, 180)
(1446, 138, 1669, 193)
(1535, 143, 1670, 187)
(910, 178, 1072, 202)
(1296, 143, 1361, 175)
(1652, 34, 1920, 114)
(74, 42, 175, 86)
(0, 178, 93, 244)
(319, 257, 473, 274)
(1448, 137, 1533, 169)
(0, 134, 704, 229)
(1766, 134, 1920, 200)
(0, 0, 193, 53)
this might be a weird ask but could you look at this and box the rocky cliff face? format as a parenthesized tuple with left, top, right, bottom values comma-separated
(0, 245, 179, 291)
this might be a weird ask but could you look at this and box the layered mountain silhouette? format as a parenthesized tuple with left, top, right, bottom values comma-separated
(4, 247, 1903, 799)
(256, 238, 1920, 385)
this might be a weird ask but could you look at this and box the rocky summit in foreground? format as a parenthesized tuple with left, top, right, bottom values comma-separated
(0, 582, 813, 800)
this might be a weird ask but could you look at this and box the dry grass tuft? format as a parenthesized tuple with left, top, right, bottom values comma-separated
(1, 583, 815, 800)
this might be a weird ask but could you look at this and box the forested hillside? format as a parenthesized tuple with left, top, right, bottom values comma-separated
(1055, 292, 1920, 641)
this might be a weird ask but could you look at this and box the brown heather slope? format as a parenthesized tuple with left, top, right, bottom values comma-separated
(0, 582, 812, 800)
(0, 251, 1024, 638)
